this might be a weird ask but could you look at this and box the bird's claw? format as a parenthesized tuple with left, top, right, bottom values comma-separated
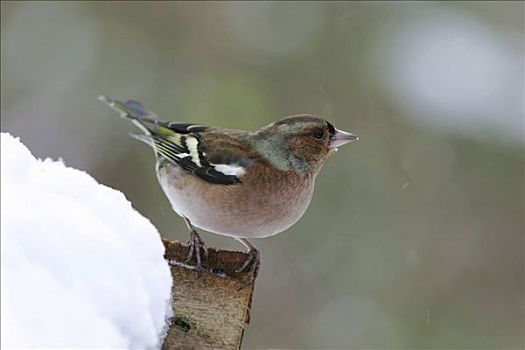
(235, 249, 260, 288)
(185, 230, 208, 270)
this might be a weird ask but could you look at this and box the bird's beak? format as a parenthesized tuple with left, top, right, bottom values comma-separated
(329, 129, 358, 148)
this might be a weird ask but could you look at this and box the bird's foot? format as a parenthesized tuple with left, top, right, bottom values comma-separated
(185, 230, 208, 271)
(235, 249, 260, 288)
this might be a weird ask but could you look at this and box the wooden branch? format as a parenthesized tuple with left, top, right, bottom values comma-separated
(161, 238, 257, 350)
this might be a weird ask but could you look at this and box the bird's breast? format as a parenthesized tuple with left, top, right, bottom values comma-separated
(157, 162, 315, 238)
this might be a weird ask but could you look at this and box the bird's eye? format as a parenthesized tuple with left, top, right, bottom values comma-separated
(312, 129, 324, 139)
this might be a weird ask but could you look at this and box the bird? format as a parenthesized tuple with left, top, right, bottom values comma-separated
(99, 95, 358, 285)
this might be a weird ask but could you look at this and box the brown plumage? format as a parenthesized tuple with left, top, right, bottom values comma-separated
(100, 96, 358, 284)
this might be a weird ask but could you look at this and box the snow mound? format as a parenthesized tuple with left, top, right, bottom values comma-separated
(1, 132, 173, 348)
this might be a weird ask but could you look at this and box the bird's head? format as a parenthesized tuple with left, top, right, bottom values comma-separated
(253, 114, 358, 174)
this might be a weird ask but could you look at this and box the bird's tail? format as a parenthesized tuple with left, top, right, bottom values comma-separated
(99, 95, 209, 167)
(98, 95, 180, 152)
(97, 95, 158, 137)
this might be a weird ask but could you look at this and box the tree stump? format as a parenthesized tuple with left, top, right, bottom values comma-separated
(161, 238, 257, 350)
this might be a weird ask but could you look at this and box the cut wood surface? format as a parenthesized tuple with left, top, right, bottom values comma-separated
(161, 238, 257, 350)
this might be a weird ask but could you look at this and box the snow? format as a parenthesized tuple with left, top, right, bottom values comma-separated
(1, 132, 173, 348)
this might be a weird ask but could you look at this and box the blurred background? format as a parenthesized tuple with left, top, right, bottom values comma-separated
(1, 1, 523, 348)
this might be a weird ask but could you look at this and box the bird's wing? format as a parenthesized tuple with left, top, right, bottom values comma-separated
(99, 96, 255, 185)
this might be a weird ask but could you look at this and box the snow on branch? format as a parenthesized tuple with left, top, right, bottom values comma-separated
(1, 133, 172, 348)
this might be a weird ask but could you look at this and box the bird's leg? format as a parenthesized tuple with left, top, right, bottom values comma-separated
(235, 238, 260, 286)
(183, 217, 208, 270)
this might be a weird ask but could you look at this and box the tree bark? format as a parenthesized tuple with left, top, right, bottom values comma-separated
(161, 238, 256, 350)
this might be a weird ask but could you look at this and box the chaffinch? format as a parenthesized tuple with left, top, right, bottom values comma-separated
(99, 96, 357, 284)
